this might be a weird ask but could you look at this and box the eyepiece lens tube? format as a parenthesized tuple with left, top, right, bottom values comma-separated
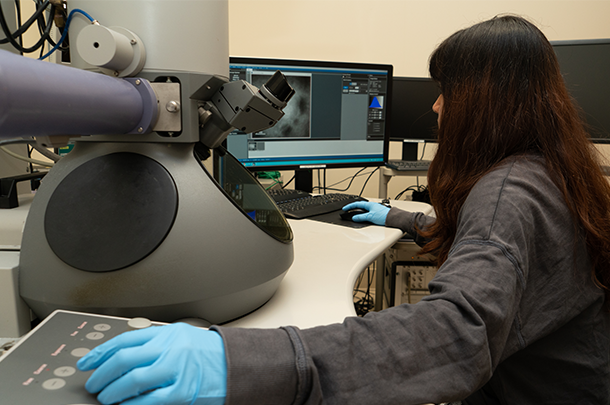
(263, 71, 295, 104)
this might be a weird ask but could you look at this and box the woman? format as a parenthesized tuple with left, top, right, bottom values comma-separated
(77, 15, 610, 404)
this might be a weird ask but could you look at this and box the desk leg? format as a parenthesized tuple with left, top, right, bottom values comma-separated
(374, 254, 385, 311)
(378, 170, 391, 199)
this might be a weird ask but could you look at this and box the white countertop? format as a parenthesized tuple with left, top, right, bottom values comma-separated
(225, 200, 432, 329)
(0, 195, 431, 331)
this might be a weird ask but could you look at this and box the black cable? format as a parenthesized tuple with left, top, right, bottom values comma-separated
(30, 2, 54, 53)
(35, 0, 47, 58)
(420, 142, 427, 160)
(13, 0, 22, 52)
(281, 174, 295, 189)
(0, 0, 53, 53)
(35, 0, 64, 57)
(358, 167, 379, 197)
(353, 264, 376, 316)
(395, 184, 426, 200)
(42, 3, 67, 50)
(35, 0, 47, 37)
(30, 143, 61, 162)
(395, 185, 420, 200)
(26, 144, 34, 175)
(0, 0, 46, 43)
(312, 167, 368, 193)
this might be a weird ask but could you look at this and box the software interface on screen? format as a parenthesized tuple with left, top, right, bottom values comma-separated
(226, 59, 391, 170)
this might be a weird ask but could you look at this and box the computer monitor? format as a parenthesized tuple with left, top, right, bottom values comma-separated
(552, 38, 610, 143)
(388, 76, 441, 161)
(226, 57, 393, 191)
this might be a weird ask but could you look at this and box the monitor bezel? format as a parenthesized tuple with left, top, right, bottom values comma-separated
(228, 56, 393, 171)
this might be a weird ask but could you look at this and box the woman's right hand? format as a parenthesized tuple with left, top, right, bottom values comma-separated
(342, 201, 390, 226)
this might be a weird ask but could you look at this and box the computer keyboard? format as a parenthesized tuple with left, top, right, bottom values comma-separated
(269, 190, 367, 219)
(385, 160, 431, 171)
(267, 188, 311, 203)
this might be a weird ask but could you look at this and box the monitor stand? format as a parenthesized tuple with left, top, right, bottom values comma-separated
(385, 140, 431, 172)
(401, 140, 419, 161)
(294, 168, 313, 193)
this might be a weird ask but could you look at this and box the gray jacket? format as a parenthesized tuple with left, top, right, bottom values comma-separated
(215, 155, 610, 404)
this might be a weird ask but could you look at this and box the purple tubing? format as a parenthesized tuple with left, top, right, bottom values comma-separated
(0, 50, 156, 139)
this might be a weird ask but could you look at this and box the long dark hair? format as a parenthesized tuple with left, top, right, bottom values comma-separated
(420, 15, 610, 300)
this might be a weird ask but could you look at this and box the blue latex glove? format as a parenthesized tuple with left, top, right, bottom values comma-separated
(77, 323, 227, 405)
(342, 201, 390, 226)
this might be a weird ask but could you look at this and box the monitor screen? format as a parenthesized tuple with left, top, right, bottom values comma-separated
(226, 57, 392, 171)
(387, 76, 440, 161)
(552, 39, 610, 143)
(389, 76, 440, 142)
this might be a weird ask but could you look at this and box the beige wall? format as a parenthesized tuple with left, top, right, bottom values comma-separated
(5, 2, 610, 198)
(229, 0, 610, 198)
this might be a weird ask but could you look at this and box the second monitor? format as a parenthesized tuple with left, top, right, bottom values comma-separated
(388, 76, 441, 162)
(226, 57, 393, 191)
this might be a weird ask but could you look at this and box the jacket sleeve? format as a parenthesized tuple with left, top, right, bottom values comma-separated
(215, 238, 525, 405)
(211, 326, 319, 405)
(385, 207, 435, 247)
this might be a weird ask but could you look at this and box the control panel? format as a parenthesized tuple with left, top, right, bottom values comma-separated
(0, 310, 160, 405)
(383, 240, 437, 307)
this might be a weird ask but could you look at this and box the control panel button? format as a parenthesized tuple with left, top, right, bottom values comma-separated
(42, 378, 66, 390)
(85, 332, 105, 340)
(54, 366, 76, 377)
(93, 323, 111, 332)
(128, 317, 152, 329)
(71, 348, 91, 358)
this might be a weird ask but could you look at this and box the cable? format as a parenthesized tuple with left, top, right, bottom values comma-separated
(395, 185, 420, 200)
(0, 0, 48, 44)
(1, 145, 54, 166)
(14, 0, 22, 52)
(30, 143, 61, 162)
(27, 144, 34, 174)
(281, 174, 295, 189)
(0, 2, 93, 58)
(40, 1, 68, 55)
(312, 167, 368, 193)
(0, 0, 53, 53)
(395, 184, 426, 201)
(265, 180, 282, 190)
(358, 167, 379, 197)
(0, 138, 33, 147)
(39, 8, 95, 60)
(353, 263, 376, 316)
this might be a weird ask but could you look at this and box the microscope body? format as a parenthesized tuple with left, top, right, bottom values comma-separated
(0, 0, 295, 332)
(19, 140, 293, 325)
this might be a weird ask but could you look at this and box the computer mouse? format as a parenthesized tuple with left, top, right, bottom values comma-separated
(340, 208, 368, 221)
